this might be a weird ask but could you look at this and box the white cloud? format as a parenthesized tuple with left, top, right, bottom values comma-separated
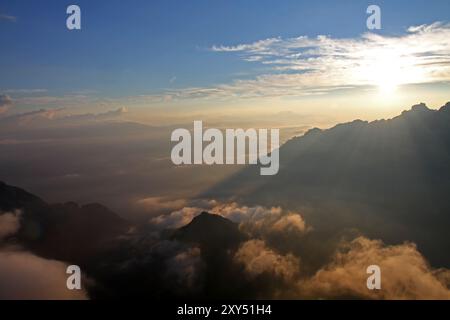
(2, 89, 47, 94)
(0, 107, 129, 128)
(212, 23, 450, 82)
(0, 210, 89, 299)
(209, 202, 309, 235)
(149, 200, 309, 237)
(0, 250, 88, 299)
(150, 206, 201, 229)
(0, 14, 16, 22)
(149, 23, 450, 101)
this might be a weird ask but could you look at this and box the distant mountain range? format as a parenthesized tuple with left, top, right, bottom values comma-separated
(0, 181, 129, 264)
(0, 180, 261, 299)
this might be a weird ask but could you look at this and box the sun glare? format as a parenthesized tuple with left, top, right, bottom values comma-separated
(375, 57, 403, 95)
(355, 47, 426, 98)
(369, 52, 404, 96)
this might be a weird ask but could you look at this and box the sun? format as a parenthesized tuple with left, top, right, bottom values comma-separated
(377, 76, 399, 95)
(356, 48, 414, 97)
(370, 53, 403, 95)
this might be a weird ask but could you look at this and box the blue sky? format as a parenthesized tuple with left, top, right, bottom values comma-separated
(1, 0, 450, 99)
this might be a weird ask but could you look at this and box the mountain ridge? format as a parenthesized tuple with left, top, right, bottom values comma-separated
(204, 101, 450, 266)
(0, 180, 130, 264)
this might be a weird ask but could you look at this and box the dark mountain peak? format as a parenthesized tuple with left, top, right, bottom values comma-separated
(304, 127, 323, 137)
(180, 211, 239, 235)
(193, 211, 235, 225)
(400, 102, 432, 118)
(325, 119, 368, 136)
(411, 102, 429, 111)
(173, 212, 245, 250)
(333, 119, 367, 129)
(301, 102, 440, 142)
(351, 119, 368, 124)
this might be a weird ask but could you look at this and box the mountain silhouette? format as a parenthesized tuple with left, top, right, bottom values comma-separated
(172, 211, 245, 251)
(205, 102, 450, 266)
(0, 181, 130, 264)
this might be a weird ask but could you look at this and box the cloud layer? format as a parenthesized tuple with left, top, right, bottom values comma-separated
(136, 22, 450, 103)
(0, 250, 88, 300)
(149, 200, 309, 237)
(234, 239, 300, 282)
(148, 199, 450, 299)
(300, 237, 450, 299)
(0, 210, 89, 299)
(207, 23, 450, 98)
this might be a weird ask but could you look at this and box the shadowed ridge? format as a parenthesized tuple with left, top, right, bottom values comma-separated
(172, 211, 245, 251)
(0, 181, 130, 264)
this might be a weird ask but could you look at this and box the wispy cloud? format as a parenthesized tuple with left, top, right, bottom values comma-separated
(0, 94, 13, 114)
(0, 106, 128, 129)
(143, 22, 450, 102)
(0, 13, 17, 22)
(212, 22, 450, 84)
(13, 94, 113, 110)
(6, 23, 450, 109)
(3, 89, 47, 94)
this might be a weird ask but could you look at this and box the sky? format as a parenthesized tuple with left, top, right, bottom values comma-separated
(1, 0, 450, 123)
(1, 2, 450, 300)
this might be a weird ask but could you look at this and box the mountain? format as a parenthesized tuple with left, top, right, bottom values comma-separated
(0, 181, 130, 264)
(205, 102, 450, 266)
(172, 211, 245, 251)
(84, 212, 250, 299)
(164, 212, 249, 299)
